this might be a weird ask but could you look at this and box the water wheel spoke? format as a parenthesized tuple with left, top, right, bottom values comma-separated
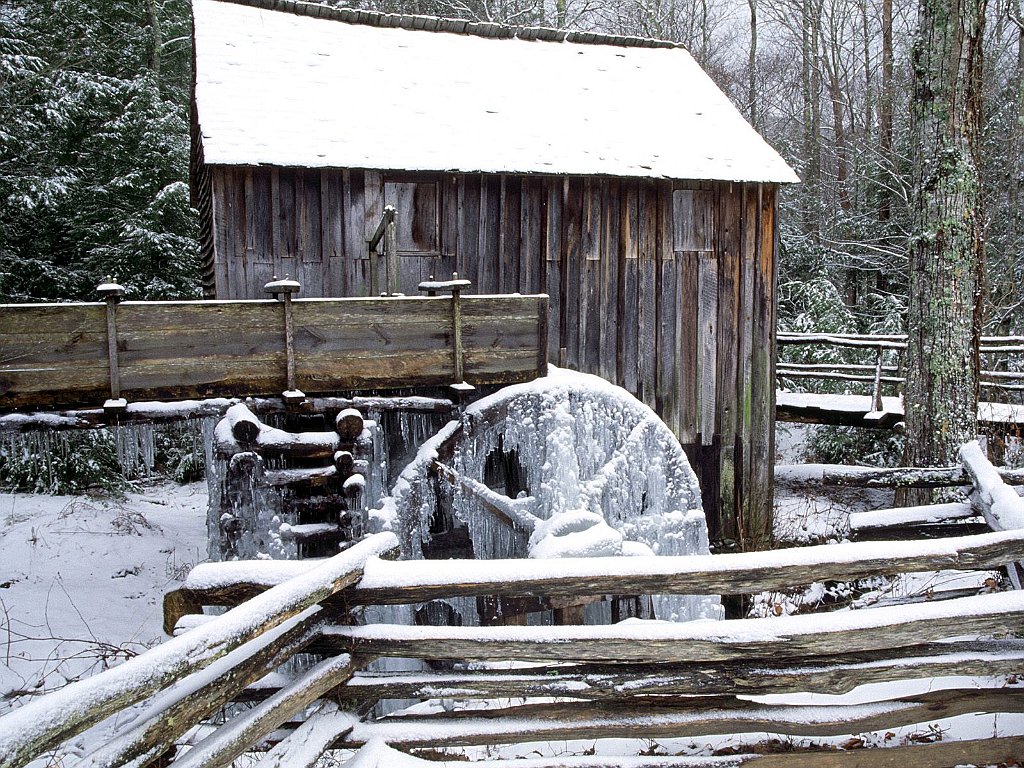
(433, 460, 539, 531)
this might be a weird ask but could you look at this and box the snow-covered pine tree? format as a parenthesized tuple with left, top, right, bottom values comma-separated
(0, 0, 198, 302)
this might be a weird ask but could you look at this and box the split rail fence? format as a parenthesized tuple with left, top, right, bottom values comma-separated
(2, 446, 1024, 767)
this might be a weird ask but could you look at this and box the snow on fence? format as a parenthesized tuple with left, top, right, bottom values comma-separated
(0, 290, 548, 411)
(2, 448, 1024, 767)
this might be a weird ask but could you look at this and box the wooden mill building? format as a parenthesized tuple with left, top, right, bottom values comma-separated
(190, 0, 798, 550)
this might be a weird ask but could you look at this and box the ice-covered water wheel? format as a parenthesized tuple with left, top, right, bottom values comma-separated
(372, 370, 720, 627)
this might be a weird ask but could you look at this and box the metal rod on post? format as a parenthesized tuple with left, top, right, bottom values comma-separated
(97, 278, 126, 416)
(265, 277, 304, 406)
(385, 211, 398, 296)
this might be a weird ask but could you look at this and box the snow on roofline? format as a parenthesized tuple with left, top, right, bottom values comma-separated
(215, 0, 683, 49)
(193, 0, 800, 184)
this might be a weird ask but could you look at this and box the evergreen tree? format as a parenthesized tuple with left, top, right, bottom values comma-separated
(0, 0, 198, 302)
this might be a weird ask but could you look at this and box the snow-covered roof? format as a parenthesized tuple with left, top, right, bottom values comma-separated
(192, 0, 799, 184)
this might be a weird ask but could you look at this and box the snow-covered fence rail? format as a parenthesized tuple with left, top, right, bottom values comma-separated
(164, 528, 1024, 629)
(820, 463, 1024, 488)
(165, 535, 1024, 764)
(0, 532, 398, 768)
(0, 292, 548, 411)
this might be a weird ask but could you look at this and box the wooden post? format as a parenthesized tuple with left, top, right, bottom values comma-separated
(367, 206, 397, 296)
(385, 210, 398, 296)
(871, 346, 885, 411)
(264, 277, 303, 405)
(97, 279, 126, 415)
(451, 273, 465, 383)
(417, 273, 473, 386)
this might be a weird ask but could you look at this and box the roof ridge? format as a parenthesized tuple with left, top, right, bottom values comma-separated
(208, 0, 682, 49)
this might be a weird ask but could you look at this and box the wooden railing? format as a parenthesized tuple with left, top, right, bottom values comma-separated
(776, 332, 1024, 430)
(0, 287, 548, 411)
(3, 447, 1024, 767)
(778, 332, 1024, 407)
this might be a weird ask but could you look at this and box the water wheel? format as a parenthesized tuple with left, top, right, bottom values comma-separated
(370, 370, 719, 625)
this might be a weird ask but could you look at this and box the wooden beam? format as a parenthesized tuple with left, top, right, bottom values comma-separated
(320, 592, 1024, 664)
(171, 654, 359, 768)
(0, 395, 452, 434)
(337, 688, 1024, 748)
(822, 465, 1024, 488)
(339, 640, 1024, 701)
(165, 529, 1024, 616)
(79, 610, 326, 768)
(0, 295, 548, 411)
(341, 735, 1024, 767)
(254, 702, 354, 768)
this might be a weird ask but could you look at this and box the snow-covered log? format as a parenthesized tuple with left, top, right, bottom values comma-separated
(340, 639, 1024, 701)
(274, 737, 1024, 767)
(961, 442, 1024, 531)
(0, 532, 397, 768)
(322, 591, 1024, 664)
(225, 402, 262, 443)
(821, 464, 1024, 488)
(848, 501, 987, 540)
(254, 702, 354, 768)
(0, 396, 451, 433)
(171, 653, 359, 768)
(335, 407, 365, 442)
(165, 528, 1024, 619)
(337, 689, 1024, 749)
(79, 610, 326, 768)
(214, 408, 342, 459)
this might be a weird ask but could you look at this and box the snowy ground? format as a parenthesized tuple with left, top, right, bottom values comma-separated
(0, 481, 207, 715)
(1, 437, 1023, 762)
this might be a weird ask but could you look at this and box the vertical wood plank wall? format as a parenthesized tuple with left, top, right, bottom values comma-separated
(205, 166, 777, 550)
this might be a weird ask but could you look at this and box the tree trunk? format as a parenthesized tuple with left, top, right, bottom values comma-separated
(747, 0, 757, 128)
(902, 0, 987, 504)
(146, 0, 161, 80)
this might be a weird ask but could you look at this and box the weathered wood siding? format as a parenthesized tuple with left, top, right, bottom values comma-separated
(204, 167, 777, 549)
(0, 296, 547, 411)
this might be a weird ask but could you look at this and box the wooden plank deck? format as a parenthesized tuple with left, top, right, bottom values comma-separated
(0, 294, 548, 410)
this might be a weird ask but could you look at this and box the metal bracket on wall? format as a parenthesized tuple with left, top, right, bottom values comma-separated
(367, 205, 398, 296)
